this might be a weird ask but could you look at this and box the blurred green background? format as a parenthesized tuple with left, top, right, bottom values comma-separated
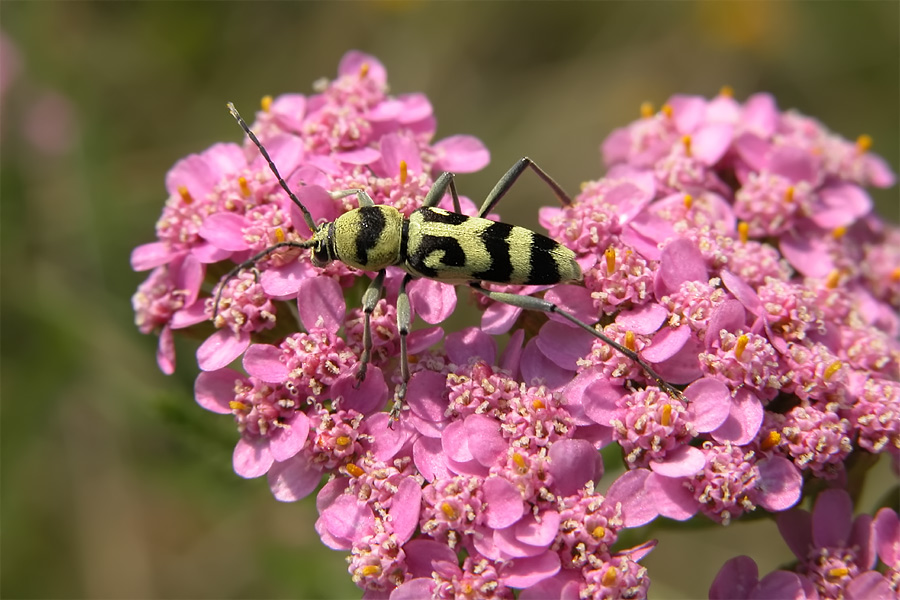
(1, 2, 897, 599)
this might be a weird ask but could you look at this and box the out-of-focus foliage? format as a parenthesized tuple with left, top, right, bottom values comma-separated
(1, 2, 896, 598)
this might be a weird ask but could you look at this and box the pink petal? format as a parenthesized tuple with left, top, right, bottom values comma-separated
(334, 147, 381, 165)
(845, 571, 893, 600)
(408, 279, 456, 325)
(520, 338, 576, 390)
(516, 510, 562, 548)
(494, 527, 548, 558)
(131, 241, 177, 271)
(413, 436, 451, 482)
(333, 368, 387, 415)
(243, 343, 288, 382)
(812, 488, 853, 548)
(233, 437, 274, 478)
(499, 328, 525, 379)
(390, 579, 434, 600)
(406, 370, 449, 422)
(655, 238, 707, 297)
(709, 555, 758, 600)
(720, 270, 764, 318)
(194, 368, 241, 414)
(616, 303, 668, 335)
(442, 420, 473, 463)
(465, 414, 507, 467)
(403, 539, 457, 578)
(651, 332, 704, 384)
(668, 94, 707, 134)
(752, 571, 806, 600)
(605, 469, 658, 527)
(171, 300, 209, 329)
(432, 135, 490, 173)
(407, 326, 445, 354)
(295, 185, 341, 227)
(536, 321, 594, 370)
(260, 260, 314, 297)
(645, 472, 698, 521)
(269, 412, 310, 462)
(199, 212, 249, 251)
(389, 477, 422, 544)
(757, 456, 802, 512)
(548, 439, 601, 496)
(483, 476, 524, 529)
(197, 329, 250, 371)
(779, 225, 834, 278)
(712, 388, 763, 445)
(742, 93, 778, 137)
(338, 50, 387, 85)
(297, 276, 345, 335)
(190, 241, 232, 264)
(707, 299, 748, 347)
(649, 445, 706, 477)
(684, 377, 731, 432)
(873, 507, 900, 566)
(482, 302, 522, 334)
(544, 285, 596, 324)
(156, 325, 175, 375)
(318, 493, 375, 550)
(501, 551, 561, 589)
(582, 378, 627, 426)
(174, 253, 204, 305)
(692, 123, 733, 166)
(813, 183, 872, 229)
(642, 324, 690, 363)
(268, 455, 322, 502)
(777, 507, 813, 561)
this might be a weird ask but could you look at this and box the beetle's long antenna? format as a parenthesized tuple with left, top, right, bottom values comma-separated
(227, 102, 318, 235)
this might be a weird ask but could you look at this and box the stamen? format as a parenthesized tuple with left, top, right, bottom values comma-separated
(359, 62, 370, 78)
(735, 334, 749, 360)
(832, 226, 847, 240)
(827, 567, 850, 580)
(891, 267, 900, 282)
(661, 104, 673, 119)
(602, 568, 618, 586)
(178, 185, 193, 204)
(274, 227, 285, 243)
(360, 565, 381, 577)
(512, 453, 527, 472)
(825, 270, 841, 289)
(625, 331, 636, 352)
(260, 95, 272, 113)
(640, 101, 654, 118)
(229, 400, 249, 412)
(605, 247, 616, 274)
(336, 435, 352, 448)
(784, 185, 794, 203)
(824, 360, 843, 380)
(761, 430, 781, 451)
(661, 404, 672, 427)
(441, 502, 458, 520)
(682, 134, 692, 157)
(591, 525, 606, 540)
(856, 134, 872, 153)
(683, 194, 693, 209)
(399, 160, 408, 185)
(719, 85, 734, 97)
(532, 398, 545, 410)
(738, 221, 749, 244)
(238, 176, 251, 197)
(346, 463, 364, 478)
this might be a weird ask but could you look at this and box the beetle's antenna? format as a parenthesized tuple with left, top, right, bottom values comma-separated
(227, 102, 318, 235)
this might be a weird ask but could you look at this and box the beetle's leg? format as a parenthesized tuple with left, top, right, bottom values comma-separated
(330, 188, 376, 208)
(213, 240, 313, 319)
(355, 269, 387, 386)
(477, 157, 572, 218)
(468, 282, 682, 400)
(389, 273, 415, 421)
(423, 171, 462, 212)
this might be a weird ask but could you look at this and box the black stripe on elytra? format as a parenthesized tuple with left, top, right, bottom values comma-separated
(418, 207, 469, 226)
(355, 206, 386, 264)
(472, 221, 514, 283)
(527, 233, 562, 284)
(409, 235, 466, 277)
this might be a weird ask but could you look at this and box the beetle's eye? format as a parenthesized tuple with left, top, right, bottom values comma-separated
(312, 242, 331, 267)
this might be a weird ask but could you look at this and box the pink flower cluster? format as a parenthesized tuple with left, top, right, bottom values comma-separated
(132, 51, 899, 599)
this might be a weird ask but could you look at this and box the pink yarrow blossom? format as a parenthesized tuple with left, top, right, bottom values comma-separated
(133, 63, 899, 599)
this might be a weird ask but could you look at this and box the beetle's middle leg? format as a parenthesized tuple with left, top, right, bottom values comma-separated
(389, 273, 414, 421)
(476, 157, 573, 218)
(355, 269, 386, 386)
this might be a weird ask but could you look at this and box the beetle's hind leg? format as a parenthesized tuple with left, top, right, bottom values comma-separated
(468, 282, 682, 400)
(389, 273, 414, 421)
(355, 270, 386, 386)
(477, 157, 573, 218)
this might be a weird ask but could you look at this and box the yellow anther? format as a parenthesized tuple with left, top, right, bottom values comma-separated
(274, 227, 285, 243)
(178, 185, 193, 204)
(661, 404, 672, 427)
(824, 360, 843, 380)
(892, 267, 900, 282)
(441, 502, 458, 520)
(591, 525, 606, 540)
(346, 463, 364, 478)
(605, 247, 616, 274)
(228, 400, 249, 412)
(719, 85, 734, 98)
(832, 226, 847, 240)
(260, 95, 273, 113)
(238, 176, 252, 197)
(512, 453, 527, 471)
(360, 565, 381, 577)
(682, 134, 693, 157)
(827, 567, 850, 580)
(640, 101, 654, 118)
(661, 104, 673, 119)
(856, 134, 872, 153)
(399, 160, 408, 185)
(532, 398, 546, 411)
(336, 435, 352, 448)
(735, 334, 749, 360)
(761, 430, 781, 451)
(625, 331, 636, 352)
(784, 185, 795, 203)
(359, 62, 370, 78)
(738, 221, 749, 244)
(580, 181, 590, 191)
(601, 568, 618, 586)
(683, 194, 693, 209)
(825, 269, 841, 289)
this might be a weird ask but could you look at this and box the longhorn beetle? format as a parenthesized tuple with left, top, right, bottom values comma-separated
(217, 103, 680, 418)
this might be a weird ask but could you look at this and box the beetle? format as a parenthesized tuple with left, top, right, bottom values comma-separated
(217, 103, 679, 418)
